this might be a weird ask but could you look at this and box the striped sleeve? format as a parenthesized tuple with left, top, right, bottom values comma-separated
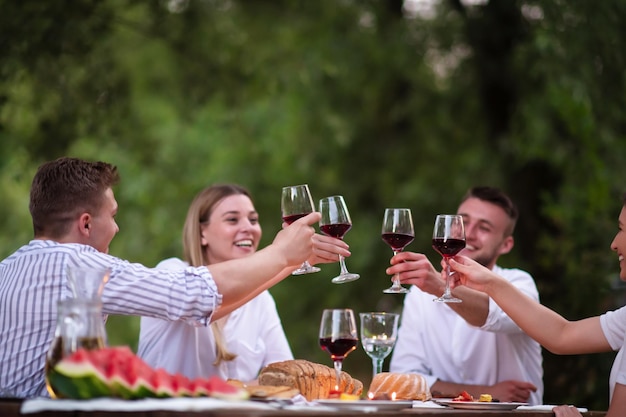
(74, 248, 220, 326)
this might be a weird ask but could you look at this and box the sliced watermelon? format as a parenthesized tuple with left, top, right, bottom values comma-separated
(170, 373, 194, 397)
(151, 368, 176, 398)
(108, 348, 156, 399)
(49, 347, 249, 400)
(47, 350, 112, 398)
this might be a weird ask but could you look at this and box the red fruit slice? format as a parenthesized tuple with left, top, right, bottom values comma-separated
(49, 347, 249, 400)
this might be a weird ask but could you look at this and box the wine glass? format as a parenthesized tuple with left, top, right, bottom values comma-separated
(359, 312, 399, 380)
(319, 309, 358, 392)
(381, 208, 414, 293)
(432, 214, 466, 303)
(319, 195, 360, 284)
(281, 184, 321, 275)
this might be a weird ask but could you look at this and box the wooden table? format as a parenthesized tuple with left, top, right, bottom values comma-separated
(0, 398, 607, 417)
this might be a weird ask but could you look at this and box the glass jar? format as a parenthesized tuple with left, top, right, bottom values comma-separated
(45, 298, 107, 398)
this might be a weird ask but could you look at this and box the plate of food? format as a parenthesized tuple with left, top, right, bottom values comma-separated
(315, 399, 413, 411)
(434, 398, 527, 410)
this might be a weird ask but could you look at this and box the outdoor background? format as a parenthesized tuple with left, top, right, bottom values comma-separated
(2, 0, 626, 410)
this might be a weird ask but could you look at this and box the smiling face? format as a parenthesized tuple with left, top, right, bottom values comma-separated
(200, 194, 262, 264)
(610, 205, 626, 281)
(456, 196, 514, 269)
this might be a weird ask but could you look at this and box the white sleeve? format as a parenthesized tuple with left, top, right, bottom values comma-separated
(600, 307, 626, 351)
(156, 257, 188, 270)
(481, 267, 539, 334)
(389, 289, 438, 388)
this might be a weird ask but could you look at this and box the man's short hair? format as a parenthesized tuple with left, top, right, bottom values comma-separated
(461, 186, 519, 236)
(29, 157, 120, 238)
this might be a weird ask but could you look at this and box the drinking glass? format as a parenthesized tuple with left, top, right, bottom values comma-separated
(381, 208, 414, 293)
(45, 298, 107, 398)
(319, 195, 360, 284)
(281, 184, 320, 275)
(432, 214, 466, 303)
(319, 309, 358, 392)
(359, 312, 400, 379)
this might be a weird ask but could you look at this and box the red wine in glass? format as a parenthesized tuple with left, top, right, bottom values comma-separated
(281, 185, 320, 275)
(381, 208, 414, 294)
(433, 215, 465, 303)
(432, 237, 466, 258)
(319, 337, 358, 360)
(319, 309, 358, 392)
(282, 213, 308, 225)
(319, 196, 360, 284)
(382, 233, 415, 252)
(319, 223, 352, 239)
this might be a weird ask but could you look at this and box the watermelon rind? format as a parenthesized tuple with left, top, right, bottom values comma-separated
(90, 346, 158, 399)
(109, 374, 156, 399)
(49, 347, 250, 401)
(49, 361, 111, 399)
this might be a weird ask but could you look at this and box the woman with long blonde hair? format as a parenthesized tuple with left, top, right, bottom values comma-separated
(138, 184, 350, 382)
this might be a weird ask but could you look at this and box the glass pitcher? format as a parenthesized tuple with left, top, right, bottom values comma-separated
(66, 265, 110, 300)
(45, 298, 107, 398)
(45, 268, 109, 398)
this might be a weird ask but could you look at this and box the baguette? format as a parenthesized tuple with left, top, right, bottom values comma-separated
(258, 359, 363, 401)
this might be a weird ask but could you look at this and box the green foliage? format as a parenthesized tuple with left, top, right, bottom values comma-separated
(2, 0, 626, 410)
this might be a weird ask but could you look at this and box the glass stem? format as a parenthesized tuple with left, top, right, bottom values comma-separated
(339, 255, 349, 275)
(443, 258, 452, 297)
(333, 360, 342, 391)
(372, 358, 383, 379)
(391, 250, 401, 288)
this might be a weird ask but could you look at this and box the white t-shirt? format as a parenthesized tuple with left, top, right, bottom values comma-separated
(599, 306, 626, 402)
(390, 265, 544, 405)
(137, 257, 293, 381)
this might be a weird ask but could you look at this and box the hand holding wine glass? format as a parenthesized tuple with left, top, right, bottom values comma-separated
(319, 309, 358, 393)
(281, 184, 321, 275)
(432, 214, 466, 303)
(381, 208, 414, 293)
(319, 196, 360, 284)
(359, 312, 399, 379)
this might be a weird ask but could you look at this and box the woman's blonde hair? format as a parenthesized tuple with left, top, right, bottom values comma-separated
(182, 183, 252, 365)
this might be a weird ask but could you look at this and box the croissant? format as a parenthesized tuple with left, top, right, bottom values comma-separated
(258, 359, 363, 401)
(368, 372, 431, 401)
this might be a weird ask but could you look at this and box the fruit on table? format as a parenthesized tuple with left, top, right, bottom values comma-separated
(47, 346, 249, 400)
(453, 390, 474, 401)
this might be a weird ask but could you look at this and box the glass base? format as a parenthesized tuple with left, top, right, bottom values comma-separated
(291, 265, 321, 275)
(331, 273, 360, 284)
(383, 285, 409, 294)
(433, 295, 462, 303)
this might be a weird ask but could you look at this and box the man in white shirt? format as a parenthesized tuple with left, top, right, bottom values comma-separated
(0, 157, 348, 398)
(389, 186, 543, 405)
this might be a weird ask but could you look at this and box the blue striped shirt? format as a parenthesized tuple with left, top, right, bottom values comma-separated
(0, 240, 221, 398)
